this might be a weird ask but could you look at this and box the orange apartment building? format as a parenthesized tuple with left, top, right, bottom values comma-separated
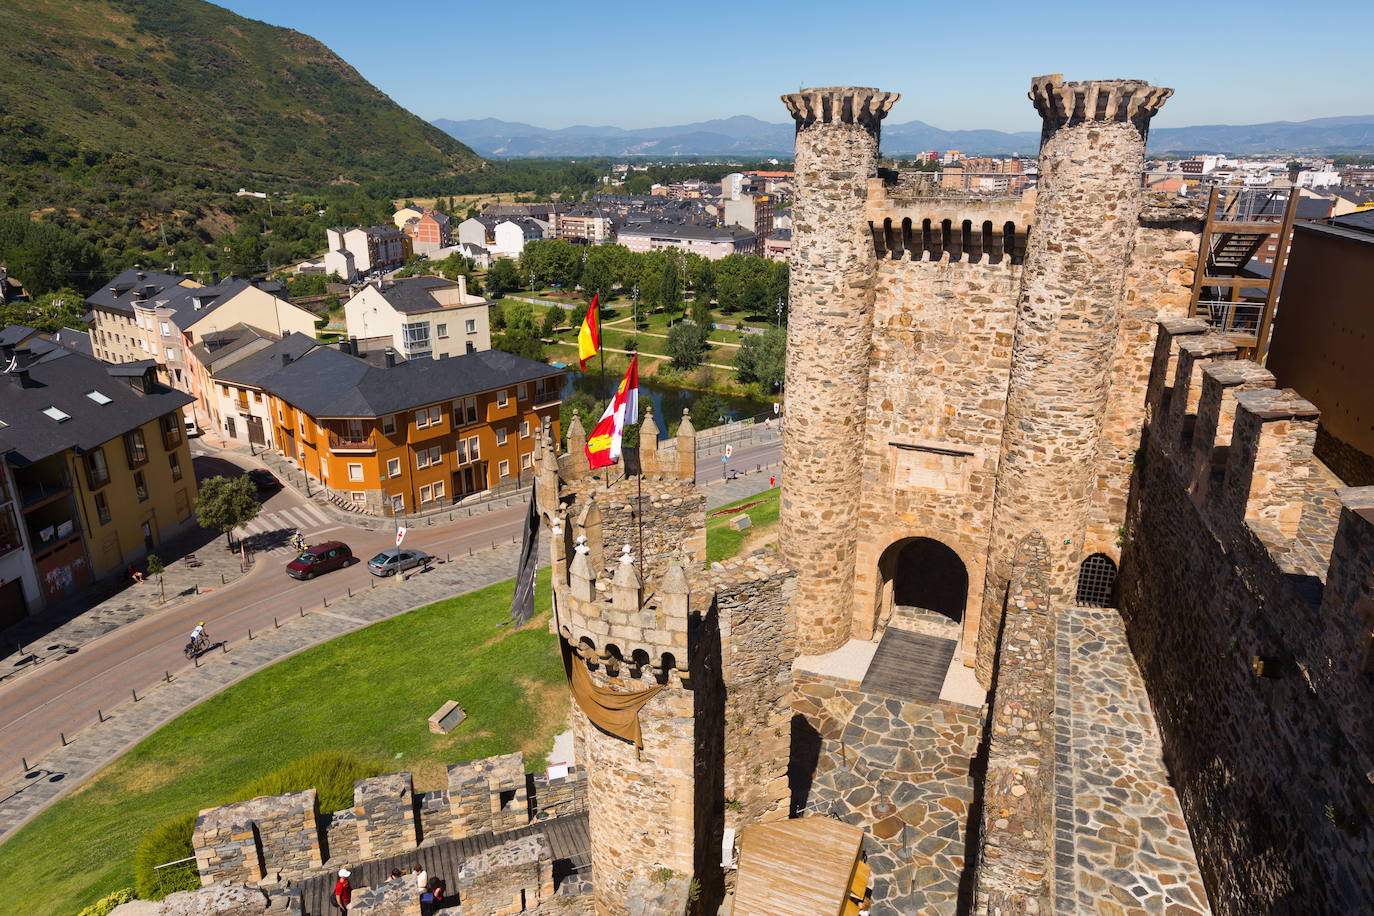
(255, 345, 562, 513)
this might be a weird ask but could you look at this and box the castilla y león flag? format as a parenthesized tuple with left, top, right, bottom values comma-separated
(577, 293, 600, 369)
(585, 356, 639, 470)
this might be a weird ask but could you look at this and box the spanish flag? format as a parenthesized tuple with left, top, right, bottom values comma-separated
(577, 294, 600, 369)
(585, 356, 639, 470)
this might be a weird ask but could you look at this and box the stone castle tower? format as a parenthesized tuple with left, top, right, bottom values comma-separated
(536, 414, 795, 915)
(781, 75, 1197, 684)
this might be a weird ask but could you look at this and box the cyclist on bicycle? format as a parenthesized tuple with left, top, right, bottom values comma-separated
(187, 621, 208, 654)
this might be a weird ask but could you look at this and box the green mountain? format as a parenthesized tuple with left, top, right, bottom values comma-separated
(0, 0, 480, 184)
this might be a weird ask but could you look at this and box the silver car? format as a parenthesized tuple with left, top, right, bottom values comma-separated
(367, 548, 431, 577)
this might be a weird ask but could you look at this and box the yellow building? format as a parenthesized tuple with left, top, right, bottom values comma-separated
(0, 334, 197, 618)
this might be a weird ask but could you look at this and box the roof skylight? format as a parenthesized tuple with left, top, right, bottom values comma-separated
(86, 390, 112, 405)
(42, 406, 71, 422)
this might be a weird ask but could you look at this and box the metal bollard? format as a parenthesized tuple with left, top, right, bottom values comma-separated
(299, 606, 304, 617)
(446, 553, 450, 563)
(60, 732, 67, 746)
(248, 628, 253, 640)
(347, 587, 352, 598)
(323, 595, 328, 608)
(273, 616, 279, 628)
(132, 688, 138, 703)
(221, 642, 226, 653)
(469, 546, 473, 557)
(221, 573, 226, 585)
(22, 756, 29, 772)
(165, 670, 172, 683)
(98, 709, 105, 722)
(194, 655, 201, 668)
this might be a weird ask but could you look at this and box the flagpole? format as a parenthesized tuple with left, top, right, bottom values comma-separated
(634, 347, 644, 593)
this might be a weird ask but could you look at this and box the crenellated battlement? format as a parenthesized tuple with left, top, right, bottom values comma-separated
(780, 86, 900, 127)
(865, 175, 1032, 264)
(1028, 73, 1172, 126)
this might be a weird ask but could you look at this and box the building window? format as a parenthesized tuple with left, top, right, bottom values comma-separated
(124, 429, 148, 467)
(420, 483, 433, 504)
(133, 470, 149, 502)
(520, 420, 531, 439)
(517, 383, 527, 401)
(468, 435, 480, 461)
(497, 389, 509, 408)
(416, 445, 442, 469)
(221, 385, 231, 397)
(496, 428, 508, 446)
(390, 494, 404, 512)
(521, 452, 532, 470)
(456, 438, 467, 464)
(402, 321, 431, 352)
(465, 319, 476, 334)
(165, 347, 179, 363)
(161, 413, 182, 449)
(433, 480, 445, 500)
(456, 397, 477, 425)
(253, 391, 262, 402)
(415, 405, 442, 429)
(169, 451, 182, 482)
(94, 492, 111, 525)
(498, 459, 510, 479)
(436, 323, 449, 339)
(84, 447, 110, 489)
(382, 414, 397, 436)
(387, 457, 401, 478)
(348, 463, 363, 482)
(351, 491, 366, 504)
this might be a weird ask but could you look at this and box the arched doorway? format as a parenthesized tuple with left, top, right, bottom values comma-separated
(1075, 553, 1118, 607)
(876, 537, 969, 628)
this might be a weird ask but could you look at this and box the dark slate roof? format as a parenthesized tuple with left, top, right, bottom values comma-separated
(84, 268, 187, 314)
(257, 346, 562, 418)
(52, 327, 93, 357)
(1232, 190, 1332, 220)
(190, 323, 270, 367)
(375, 276, 463, 313)
(1331, 209, 1374, 234)
(768, 229, 793, 242)
(0, 326, 38, 347)
(0, 334, 193, 464)
(617, 222, 755, 242)
(213, 333, 320, 388)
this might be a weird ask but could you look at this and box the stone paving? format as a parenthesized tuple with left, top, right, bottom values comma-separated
(0, 469, 775, 842)
(1053, 604, 1212, 915)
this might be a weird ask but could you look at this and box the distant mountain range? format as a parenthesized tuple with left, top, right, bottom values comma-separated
(434, 114, 1374, 159)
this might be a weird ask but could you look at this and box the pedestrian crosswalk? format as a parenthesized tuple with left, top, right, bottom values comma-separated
(235, 503, 339, 558)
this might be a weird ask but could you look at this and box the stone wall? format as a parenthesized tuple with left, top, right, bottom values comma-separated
(1316, 423, 1374, 487)
(192, 755, 586, 889)
(711, 554, 797, 829)
(456, 834, 555, 916)
(972, 533, 1054, 913)
(1118, 322, 1374, 913)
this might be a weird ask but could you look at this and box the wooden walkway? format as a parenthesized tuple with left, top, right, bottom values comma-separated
(297, 813, 590, 915)
(859, 628, 956, 703)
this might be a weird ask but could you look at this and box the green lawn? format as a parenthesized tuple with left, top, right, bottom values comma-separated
(0, 571, 565, 915)
(705, 487, 781, 564)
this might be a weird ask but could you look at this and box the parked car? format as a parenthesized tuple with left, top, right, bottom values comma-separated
(246, 469, 281, 494)
(286, 541, 353, 580)
(367, 548, 431, 577)
(184, 418, 201, 437)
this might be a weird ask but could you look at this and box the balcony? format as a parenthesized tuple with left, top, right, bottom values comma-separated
(1195, 300, 1262, 345)
(328, 431, 378, 454)
(16, 465, 72, 514)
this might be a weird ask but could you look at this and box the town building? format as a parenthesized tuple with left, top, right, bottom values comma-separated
(204, 332, 318, 450)
(0, 266, 26, 305)
(763, 229, 791, 261)
(617, 223, 756, 259)
(549, 209, 615, 243)
(259, 346, 562, 512)
(491, 218, 545, 259)
(323, 226, 408, 282)
(391, 206, 423, 229)
(402, 210, 452, 256)
(0, 331, 197, 621)
(721, 195, 773, 253)
(342, 275, 491, 361)
(85, 269, 320, 431)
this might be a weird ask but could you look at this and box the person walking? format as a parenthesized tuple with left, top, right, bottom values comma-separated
(333, 868, 352, 914)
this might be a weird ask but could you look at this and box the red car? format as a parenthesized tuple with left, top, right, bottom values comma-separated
(286, 541, 353, 580)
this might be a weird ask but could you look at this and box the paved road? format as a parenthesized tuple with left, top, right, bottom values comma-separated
(0, 436, 780, 777)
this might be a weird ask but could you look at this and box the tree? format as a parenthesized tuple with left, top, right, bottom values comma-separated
(695, 261, 717, 311)
(0, 287, 87, 332)
(660, 255, 682, 322)
(486, 258, 520, 294)
(495, 301, 543, 360)
(690, 288, 713, 328)
(541, 306, 561, 339)
(735, 325, 787, 392)
(693, 390, 729, 428)
(195, 476, 261, 548)
(666, 321, 709, 370)
(580, 248, 615, 302)
(490, 302, 506, 331)
(0, 215, 100, 296)
(146, 553, 166, 604)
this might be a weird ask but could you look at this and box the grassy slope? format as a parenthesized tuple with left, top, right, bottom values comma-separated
(0, 571, 563, 914)
(0, 0, 480, 183)
(705, 487, 781, 563)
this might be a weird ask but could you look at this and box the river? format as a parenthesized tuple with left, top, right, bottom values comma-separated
(559, 371, 772, 435)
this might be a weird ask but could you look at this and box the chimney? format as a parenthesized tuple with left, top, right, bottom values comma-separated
(8, 367, 30, 387)
(338, 338, 352, 356)
(281, 353, 293, 368)
(384, 348, 396, 368)
(210, 272, 220, 285)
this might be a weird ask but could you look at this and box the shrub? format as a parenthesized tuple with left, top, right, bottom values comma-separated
(239, 751, 383, 812)
(77, 888, 135, 916)
(133, 813, 199, 900)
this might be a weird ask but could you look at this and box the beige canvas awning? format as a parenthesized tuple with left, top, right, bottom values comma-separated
(733, 817, 866, 916)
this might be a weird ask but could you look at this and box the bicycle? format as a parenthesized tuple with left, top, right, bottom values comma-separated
(184, 632, 209, 658)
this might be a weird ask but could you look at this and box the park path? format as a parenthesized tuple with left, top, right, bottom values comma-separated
(0, 456, 780, 844)
(549, 340, 735, 371)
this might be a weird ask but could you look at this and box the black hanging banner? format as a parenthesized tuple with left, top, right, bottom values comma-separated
(506, 482, 542, 627)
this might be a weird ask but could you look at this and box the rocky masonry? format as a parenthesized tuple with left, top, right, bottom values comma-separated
(456, 834, 555, 915)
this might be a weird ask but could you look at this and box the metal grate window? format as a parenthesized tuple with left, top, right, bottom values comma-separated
(1075, 554, 1118, 607)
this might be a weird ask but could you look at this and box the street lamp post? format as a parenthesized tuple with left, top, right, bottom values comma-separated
(776, 297, 784, 328)
(632, 285, 640, 330)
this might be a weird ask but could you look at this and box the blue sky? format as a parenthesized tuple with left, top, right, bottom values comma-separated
(217, 0, 1372, 131)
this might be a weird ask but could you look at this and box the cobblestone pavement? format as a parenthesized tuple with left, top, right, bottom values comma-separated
(806, 693, 985, 915)
(0, 469, 776, 842)
(1053, 604, 1212, 915)
(0, 527, 249, 684)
